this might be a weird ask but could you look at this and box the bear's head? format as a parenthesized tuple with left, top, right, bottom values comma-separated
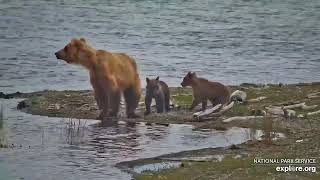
(181, 72, 196, 87)
(55, 38, 92, 65)
(146, 76, 161, 97)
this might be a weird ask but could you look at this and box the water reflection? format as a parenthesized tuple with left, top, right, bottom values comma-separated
(0, 99, 284, 180)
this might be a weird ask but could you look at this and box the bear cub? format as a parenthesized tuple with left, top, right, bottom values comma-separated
(144, 77, 170, 115)
(181, 72, 230, 111)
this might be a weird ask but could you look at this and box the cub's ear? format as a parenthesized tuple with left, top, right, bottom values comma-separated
(146, 77, 150, 83)
(155, 76, 159, 81)
(80, 38, 87, 44)
(187, 72, 192, 77)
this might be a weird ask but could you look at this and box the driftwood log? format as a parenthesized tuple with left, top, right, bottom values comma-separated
(307, 110, 320, 116)
(223, 116, 264, 123)
(193, 104, 222, 118)
(247, 96, 267, 103)
(307, 92, 320, 99)
(282, 102, 317, 110)
(193, 102, 235, 120)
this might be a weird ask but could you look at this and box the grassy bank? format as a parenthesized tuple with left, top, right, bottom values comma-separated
(3, 83, 320, 179)
(134, 83, 320, 179)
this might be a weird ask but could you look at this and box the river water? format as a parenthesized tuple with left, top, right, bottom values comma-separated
(0, 0, 319, 93)
(0, 99, 271, 180)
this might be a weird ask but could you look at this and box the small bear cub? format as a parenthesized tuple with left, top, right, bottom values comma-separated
(181, 72, 230, 111)
(144, 77, 170, 115)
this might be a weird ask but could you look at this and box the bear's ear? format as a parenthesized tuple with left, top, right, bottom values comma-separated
(80, 38, 87, 44)
(71, 39, 84, 49)
(155, 76, 159, 81)
(191, 72, 196, 76)
(187, 72, 192, 78)
(146, 77, 150, 83)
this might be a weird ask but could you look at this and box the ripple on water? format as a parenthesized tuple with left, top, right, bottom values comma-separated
(0, 99, 285, 179)
(0, 0, 319, 93)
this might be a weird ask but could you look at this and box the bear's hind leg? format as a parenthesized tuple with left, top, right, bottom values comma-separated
(144, 93, 152, 115)
(209, 98, 224, 111)
(201, 100, 207, 111)
(124, 86, 141, 118)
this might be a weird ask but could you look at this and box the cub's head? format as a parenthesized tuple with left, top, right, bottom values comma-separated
(181, 72, 196, 87)
(146, 76, 161, 96)
(55, 38, 89, 64)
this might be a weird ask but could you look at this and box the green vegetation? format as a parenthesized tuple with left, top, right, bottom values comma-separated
(136, 154, 319, 180)
(135, 84, 320, 180)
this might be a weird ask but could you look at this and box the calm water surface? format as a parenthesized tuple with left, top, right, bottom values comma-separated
(0, 99, 268, 180)
(0, 0, 319, 93)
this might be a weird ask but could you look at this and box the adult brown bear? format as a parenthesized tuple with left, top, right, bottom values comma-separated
(55, 38, 141, 119)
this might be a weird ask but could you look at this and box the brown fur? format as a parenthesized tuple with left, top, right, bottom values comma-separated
(181, 72, 230, 111)
(144, 76, 170, 115)
(55, 38, 141, 118)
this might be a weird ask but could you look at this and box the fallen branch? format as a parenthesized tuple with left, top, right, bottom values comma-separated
(307, 110, 320, 116)
(301, 104, 318, 110)
(193, 104, 222, 118)
(193, 101, 235, 120)
(223, 116, 264, 123)
(307, 92, 320, 99)
(283, 102, 317, 110)
(282, 102, 305, 109)
(247, 96, 267, 103)
(210, 101, 234, 116)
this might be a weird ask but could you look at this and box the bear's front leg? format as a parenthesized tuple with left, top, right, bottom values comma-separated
(93, 80, 110, 120)
(144, 92, 152, 115)
(164, 93, 170, 112)
(155, 95, 164, 113)
(96, 95, 109, 120)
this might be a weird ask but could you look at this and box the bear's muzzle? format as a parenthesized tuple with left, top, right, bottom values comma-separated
(55, 52, 61, 59)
